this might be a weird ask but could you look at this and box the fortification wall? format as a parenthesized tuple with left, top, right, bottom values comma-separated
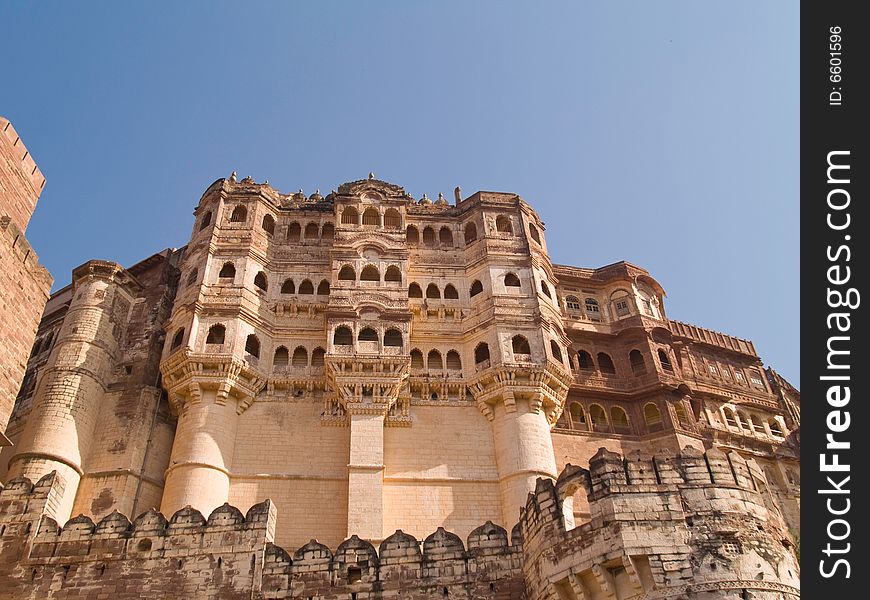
(0, 117, 52, 435)
(520, 447, 801, 600)
(0, 447, 799, 599)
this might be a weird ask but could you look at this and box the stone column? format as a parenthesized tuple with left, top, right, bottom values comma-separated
(7, 261, 135, 523)
(160, 384, 240, 517)
(489, 392, 558, 527)
(346, 410, 385, 541)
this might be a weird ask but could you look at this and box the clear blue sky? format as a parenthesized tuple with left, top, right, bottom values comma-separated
(1, 1, 799, 386)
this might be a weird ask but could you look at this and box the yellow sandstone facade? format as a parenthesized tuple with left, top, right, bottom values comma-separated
(0, 173, 800, 598)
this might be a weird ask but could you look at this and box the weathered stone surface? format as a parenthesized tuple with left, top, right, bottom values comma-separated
(0, 173, 800, 597)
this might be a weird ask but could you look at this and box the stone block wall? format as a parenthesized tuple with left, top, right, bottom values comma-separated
(0, 447, 800, 599)
(0, 116, 52, 436)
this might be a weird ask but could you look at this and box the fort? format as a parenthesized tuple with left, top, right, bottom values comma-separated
(0, 120, 800, 597)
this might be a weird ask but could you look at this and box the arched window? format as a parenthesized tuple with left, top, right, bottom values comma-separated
(464, 222, 478, 244)
(504, 273, 521, 288)
(292, 346, 308, 367)
(495, 215, 513, 234)
(585, 298, 601, 321)
(611, 407, 631, 433)
(317, 280, 330, 295)
(638, 291, 655, 316)
(565, 295, 581, 311)
(199, 211, 212, 230)
(384, 329, 402, 347)
(444, 284, 458, 299)
(550, 340, 564, 363)
(358, 327, 378, 342)
(446, 350, 462, 371)
(658, 349, 673, 371)
(439, 226, 453, 246)
(629, 349, 646, 375)
(384, 266, 402, 283)
(230, 205, 247, 222)
(244, 335, 260, 358)
(578, 350, 594, 370)
(723, 407, 738, 428)
(305, 222, 319, 239)
(540, 282, 552, 298)
(338, 265, 356, 281)
(737, 411, 751, 430)
(341, 206, 359, 225)
(218, 262, 236, 279)
(333, 326, 353, 346)
(254, 271, 268, 291)
(298, 279, 314, 294)
(262, 214, 275, 235)
(750, 414, 765, 434)
(512, 335, 531, 355)
(287, 222, 301, 242)
(528, 224, 541, 244)
(644, 403, 663, 431)
(273, 346, 289, 368)
(569, 403, 586, 430)
(311, 347, 325, 366)
(281, 279, 295, 294)
(598, 353, 616, 375)
(411, 349, 424, 369)
(589, 404, 609, 432)
(474, 343, 490, 365)
(206, 324, 226, 345)
(406, 225, 419, 244)
(360, 265, 380, 282)
(427, 350, 443, 371)
(362, 207, 380, 227)
(321, 223, 334, 240)
(674, 404, 691, 428)
(408, 282, 423, 298)
(170, 329, 184, 351)
(422, 226, 436, 247)
(186, 269, 198, 287)
(469, 280, 483, 297)
(426, 283, 441, 299)
(384, 208, 401, 229)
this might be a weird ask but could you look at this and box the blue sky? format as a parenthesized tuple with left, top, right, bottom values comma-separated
(1, 1, 799, 385)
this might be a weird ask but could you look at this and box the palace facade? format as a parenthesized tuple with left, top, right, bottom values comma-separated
(0, 169, 800, 598)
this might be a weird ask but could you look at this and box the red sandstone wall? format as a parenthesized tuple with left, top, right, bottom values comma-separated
(0, 117, 52, 436)
(0, 117, 44, 233)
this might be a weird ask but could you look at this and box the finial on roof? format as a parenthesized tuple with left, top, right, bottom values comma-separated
(368, 172, 375, 180)
(435, 192, 448, 206)
(299, 188, 304, 194)
(315, 188, 320, 195)
(419, 193, 432, 206)
(230, 171, 237, 183)
(454, 186, 461, 204)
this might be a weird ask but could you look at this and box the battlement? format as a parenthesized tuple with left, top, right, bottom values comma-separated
(517, 448, 799, 600)
(0, 116, 45, 233)
(0, 473, 524, 599)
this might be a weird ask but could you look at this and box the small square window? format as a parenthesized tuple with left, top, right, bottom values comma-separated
(615, 300, 629, 316)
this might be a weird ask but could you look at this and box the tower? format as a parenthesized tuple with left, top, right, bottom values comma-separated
(6, 261, 139, 521)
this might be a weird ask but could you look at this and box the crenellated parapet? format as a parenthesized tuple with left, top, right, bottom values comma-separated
(0, 472, 523, 599)
(518, 447, 801, 600)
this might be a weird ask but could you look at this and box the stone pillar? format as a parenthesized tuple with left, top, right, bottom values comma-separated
(7, 261, 134, 522)
(160, 384, 240, 517)
(346, 410, 385, 541)
(490, 392, 558, 527)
